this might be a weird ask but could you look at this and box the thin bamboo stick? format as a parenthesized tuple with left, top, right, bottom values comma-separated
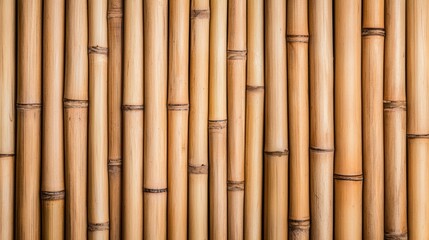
(143, 0, 168, 238)
(264, 0, 288, 239)
(122, 0, 144, 239)
(244, 0, 264, 239)
(384, 0, 407, 239)
(88, 0, 110, 238)
(41, 0, 65, 238)
(407, 0, 429, 238)
(16, 0, 42, 238)
(308, 0, 334, 238)
(0, 0, 15, 239)
(107, 0, 123, 238)
(209, 0, 228, 239)
(168, 0, 190, 239)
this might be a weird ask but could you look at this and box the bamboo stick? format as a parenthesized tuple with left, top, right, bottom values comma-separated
(384, 0, 407, 239)
(16, 0, 42, 238)
(88, 0, 110, 238)
(0, 0, 15, 239)
(334, 0, 362, 239)
(107, 0, 123, 238)
(407, 0, 429, 238)
(209, 0, 228, 239)
(122, 0, 143, 239)
(41, 0, 65, 239)
(244, 0, 264, 239)
(264, 0, 288, 239)
(168, 0, 190, 239)
(143, 1, 168, 238)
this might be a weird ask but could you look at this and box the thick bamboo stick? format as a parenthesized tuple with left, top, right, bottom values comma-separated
(88, 0, 110, 238)
(16, 0, 42, 238)
(64, 0, 88, 239)
(362, 0, 384, 238)
(122, 0, 143, 239)
(209, 0, 228, 239)
(0, 0, 15, 239)
(41, 0, 65, 239)
(244, 0, 264, 239)
(143, 1, 168, 238)
(334, 0, 362, 239)
(308, 0, 334, 239)
(407, 0, 429, 238)
(168, 1, 190, 239)
(107, 0, 123, 238)
(264, 0, 288, 239)
(227, 0, 246, 239)
(384, 0, 407, 239)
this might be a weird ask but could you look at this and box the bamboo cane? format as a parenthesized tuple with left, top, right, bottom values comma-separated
(64, 0, 88, 239)
(407, 0, 429, 238)
(168, 0, 190, 239)
(41, 0, 65, 239)
(107, 0, 123, 238)
(384, 0, 407, 239)
(362, 0, 384, 238)
(0, 0, 15, 239)
(122, 0, 144, 239)
(88, 0, 110, 238)
(143, 1, 168, 238)
(16, 0, 42, 238)
(244, 0, 264, 239)
(334, 0, 362, 239)
(264, 0, 288, 239)
(308, 0, 334, 238)
(227, 0, 246, 239)
(209, 0, 228, 239)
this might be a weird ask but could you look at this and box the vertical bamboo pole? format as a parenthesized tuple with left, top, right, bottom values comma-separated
(0, 0, 15, 239)
(362, 0, 384, 239)
(41, 0, 65, 239)
(384, 0, 407, 239)
(143, 0, 168, 238)
(64, 0, 88, 239)
(308, 0, 334, 238)
(227, 0, 246, 239)
(122, 0, 144, 239)
(244, 0, 264, 239)
(107, 0, 123, 238)
(334, 0, 362, 239)
(16, 0, 42, 238)
(168, 0, 190, 239)
(209, 0, 228, 239)
(264, 0, 288, 239)
(88, 0, 110, 238)
(407, 0, 429, 238)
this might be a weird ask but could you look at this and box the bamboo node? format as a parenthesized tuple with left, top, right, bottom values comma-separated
(188, 164, 208, 174)
(286, 35, 309, 43)
(383, 100, 406, 111)
(108, 158, 122, 173)
(227, 181, 244, 191)
(227, 50, 247, 60)
(246, 85, 264, 92)
(16, 103, 42, 110)
(0, 153, 14, 158)
(64, 99, 89, 108)
(167, 104, 189, 111)
(88, 46, 108, 55)
(144, 188, 167, 193)
(333, 174, 363, 181)
(264, 150, 289, 157)
(107, 9, 123, 19)
(384, 232, 408, 239)
(208, 120, 227, 130)
(362, 28, 385, 37)
(191, 9, 210, 19)
(122, 104, 144, 111)
(309, 146, 334, 153)
(40, 190, 65, 201)
(88, 222, 110, 232)
(407, 133, 429, 139)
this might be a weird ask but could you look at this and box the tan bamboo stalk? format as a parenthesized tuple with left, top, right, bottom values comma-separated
(0, 0, 15, 239)
(168, 0, 190, 239)
(334, 0, 362, 239)
(407, 0, 429, 238)
(384, 0, 407, 239)
(64, 0, 88, 239)
(362, 0, 384, 238)
(143, 0, 168, 238)
(41, 0, 65, 238)
(122, 0, 144, 239)
(107, 0, 123, 238)
(16, 0, 42, 238)
(264, 0, 288, 239)
(308, 0, 334, 238)
(208, 0, 228, 239)
(88, 0, 110, 238)
(244, 0, 264, 239)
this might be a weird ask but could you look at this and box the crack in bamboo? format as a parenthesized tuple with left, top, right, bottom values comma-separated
(384, 100, 406, 111)
(246, 85, 264, 92)
(227, 50, 247, 60)
(407, 134, 429, 138)
(40, 190, 65, 200)
(227, 181, 244, 191)
(384, 232, 408, 240)
(0, 154, 15, 158)
(121, 105, 144, 111)
(309, 146, 335, 153)
(264, 150, 289, 157)
(167, 104, 189, 111)
(188, 164, 208, 174)
(191, 9, 210, 19)
(88, 46, 108, 55)
(333, 174, 364, 181)
(87, 222, 110, 232)
(144, 188, 168, 193)
(362, 28, 386, 37)
(286, 35, 309, 43)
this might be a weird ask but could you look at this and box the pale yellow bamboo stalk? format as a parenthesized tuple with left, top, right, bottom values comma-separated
(0, 0, 15, 239)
